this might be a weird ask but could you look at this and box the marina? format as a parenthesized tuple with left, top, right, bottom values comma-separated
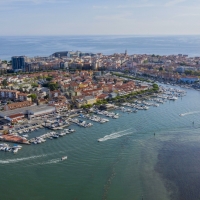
(0, 86, 187, 153)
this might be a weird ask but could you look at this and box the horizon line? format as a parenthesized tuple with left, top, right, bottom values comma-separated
(0, 34, 200, 37)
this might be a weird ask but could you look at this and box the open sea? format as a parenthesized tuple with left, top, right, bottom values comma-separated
(0, 36, 200, 200)
(1, 35, 200, 60)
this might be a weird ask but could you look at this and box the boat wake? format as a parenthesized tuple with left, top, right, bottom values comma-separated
(179, 111, 200, 117)
(98, 129, 132, 142)
(41, 158, 63, 165)
(0, 154, 48, 164)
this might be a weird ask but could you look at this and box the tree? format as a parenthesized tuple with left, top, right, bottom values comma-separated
(31, 83, 39, 88)
(2, 79, 8, 86)
(185, 70, 193, 75)
(2, 60, 7, 64)
(49, 83, 59, 91)
(159, 67, 163, 71)
(28, 94, 37, 101)
(46, 76, 53, 81)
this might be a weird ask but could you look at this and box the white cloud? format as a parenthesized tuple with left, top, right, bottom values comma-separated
(165, 0, 187, 7)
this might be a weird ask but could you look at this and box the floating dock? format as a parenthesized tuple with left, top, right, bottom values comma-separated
(0, 135, 30, 145)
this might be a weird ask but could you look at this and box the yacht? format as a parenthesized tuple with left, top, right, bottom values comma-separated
(143, 106, 149, 110)
(22, 134, 28, 138)
(168, 96, 178, 100)
(13, 145, 22, 149)
(0, 143, 9, 148)
(59, 132, 66, 136)
(52, 134, 59, 138)
(68, 128, 75, 133)
(5, 147, 12, 152)
(37, 140, 42, 144)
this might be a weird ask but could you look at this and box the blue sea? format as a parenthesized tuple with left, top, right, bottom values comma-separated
(1, 35, 200, 60)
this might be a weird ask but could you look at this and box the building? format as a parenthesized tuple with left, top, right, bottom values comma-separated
(179, 76, 199, 84)
(176, 66, 196, 73)
(12, 56, 27, 72)
(52, 51, 68, 58)
(0, 89, 19, 100)
(84, 96, 96, 105)
(0, 105, 56, 121)
(4, 101, 33, 111)
(27, 105, 56, 119)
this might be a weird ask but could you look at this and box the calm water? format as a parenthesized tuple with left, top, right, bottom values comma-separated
(1, 35, 200, 60)
(0, 85, 200, 200)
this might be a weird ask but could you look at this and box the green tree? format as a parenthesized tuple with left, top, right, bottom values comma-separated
(2, 79, 8, 86)
(28, 94, 37, 101)
(31, 83, 39, 88)
(46, 76, 53, 81)
(49, 83, 59, 91)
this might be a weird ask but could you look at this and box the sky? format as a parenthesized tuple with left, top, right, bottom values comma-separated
(0, 0, 200, 35)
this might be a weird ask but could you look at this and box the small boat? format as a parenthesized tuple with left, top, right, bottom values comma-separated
(59, 132, 66, 136)
(22, 134, 28, 138)
(61, 156, 67, 161)
(68, 129, 75, 133)
(13, 145, 22, 149)
(13, 148, 19, 154)
(52, 135, 59, 138)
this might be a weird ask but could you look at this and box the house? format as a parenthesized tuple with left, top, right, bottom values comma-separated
(108, 92, 118, 99)
(84, 96, 96, 105)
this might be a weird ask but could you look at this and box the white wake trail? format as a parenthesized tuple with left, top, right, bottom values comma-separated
(0, 154, 48, 164)
(98, 129, 132, 142)
(40, 158, 63, 165)
(180, 111, 200, 117)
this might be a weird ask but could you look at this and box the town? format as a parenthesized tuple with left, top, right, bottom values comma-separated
(0, 50, 194, 151)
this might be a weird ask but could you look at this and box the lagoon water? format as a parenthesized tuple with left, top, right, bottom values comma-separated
(1, 35, 200, 60)
(0, 85, 200, 200)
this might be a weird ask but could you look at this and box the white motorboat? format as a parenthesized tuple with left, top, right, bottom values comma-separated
(22, 134, 28, 138)
(0, 143, 9, 148)
(61, 156, 67, 161)
(13, 148, 18, 154)
(13, 145, 22, 149)
(59, 132, 66, 136)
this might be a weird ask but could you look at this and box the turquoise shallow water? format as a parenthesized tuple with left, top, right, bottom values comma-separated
(1, 86, 200, 200)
